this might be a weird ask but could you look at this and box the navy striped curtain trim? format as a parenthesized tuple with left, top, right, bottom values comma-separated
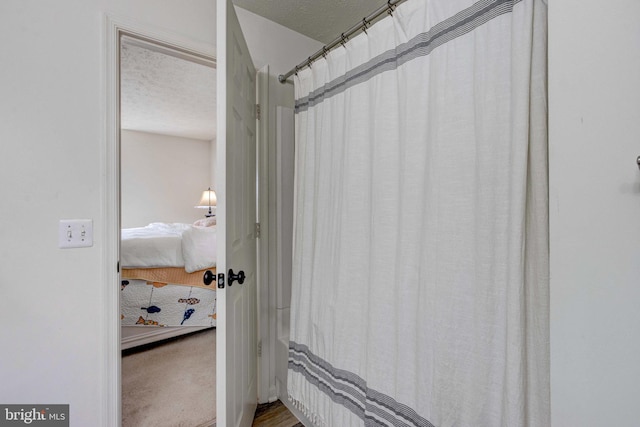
(294, 0, 523, 114)
(289, 341, 436, 427)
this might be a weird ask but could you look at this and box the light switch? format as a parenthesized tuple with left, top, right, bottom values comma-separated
(59, 219, 93, 248)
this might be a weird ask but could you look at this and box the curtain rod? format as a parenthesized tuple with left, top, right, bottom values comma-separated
(278, 0, 407, 84)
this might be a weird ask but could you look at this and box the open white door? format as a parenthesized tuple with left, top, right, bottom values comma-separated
(216, 1, 258, 426)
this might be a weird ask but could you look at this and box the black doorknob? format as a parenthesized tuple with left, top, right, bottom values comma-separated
(228, 269, 245, 286)
(203, 270, 215, 286)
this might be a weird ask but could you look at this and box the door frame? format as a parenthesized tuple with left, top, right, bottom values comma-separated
(103, 15, 221, 425)
(256, 65, 275, 403)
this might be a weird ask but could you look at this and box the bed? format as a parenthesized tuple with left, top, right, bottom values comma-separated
(120, 220, 217, 349)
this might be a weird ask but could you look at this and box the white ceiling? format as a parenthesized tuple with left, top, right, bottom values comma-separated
(233, 0, 388, 44)
(120, 1, 383, 140)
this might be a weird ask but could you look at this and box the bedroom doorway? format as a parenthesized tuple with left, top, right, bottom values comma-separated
(117, 33, 219, 426)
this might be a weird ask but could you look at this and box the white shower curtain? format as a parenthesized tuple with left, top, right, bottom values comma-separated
(288, 0, 548, 426)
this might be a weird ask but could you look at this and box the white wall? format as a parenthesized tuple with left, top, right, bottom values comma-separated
(0, 1, 214, 424)
(235, 6, 323, 77)
(120, 130, 212, 228)
(549, 0, 640, 425)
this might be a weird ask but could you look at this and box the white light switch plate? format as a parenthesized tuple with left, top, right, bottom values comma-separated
(59, 219, 93, 248)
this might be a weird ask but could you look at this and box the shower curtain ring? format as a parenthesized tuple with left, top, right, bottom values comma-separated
(362, 17, 370, 34)
(387, 0, 396, 16)
(341, 33, 348, 48)
(307, 57, 313, 69)
(322, 46, 329, 59)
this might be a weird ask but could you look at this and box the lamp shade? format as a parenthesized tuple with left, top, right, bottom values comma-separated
(196, 188, 217, 208)
(196, 188, 217, 218)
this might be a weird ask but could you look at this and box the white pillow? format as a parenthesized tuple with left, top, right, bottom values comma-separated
(193, 217, 217, 227)
(181, 226, 217, 273)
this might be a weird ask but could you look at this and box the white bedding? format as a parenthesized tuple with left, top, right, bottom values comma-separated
(121, 222, 216, 270)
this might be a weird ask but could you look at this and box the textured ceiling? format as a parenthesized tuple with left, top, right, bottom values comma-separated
(232, 0, 388, 44)
(120, 40, 216, 141)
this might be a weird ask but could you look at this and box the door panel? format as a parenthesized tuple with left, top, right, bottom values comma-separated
(216, 0, 257, 426)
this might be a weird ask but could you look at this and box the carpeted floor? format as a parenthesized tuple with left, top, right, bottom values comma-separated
(122, 328, 216, 427)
